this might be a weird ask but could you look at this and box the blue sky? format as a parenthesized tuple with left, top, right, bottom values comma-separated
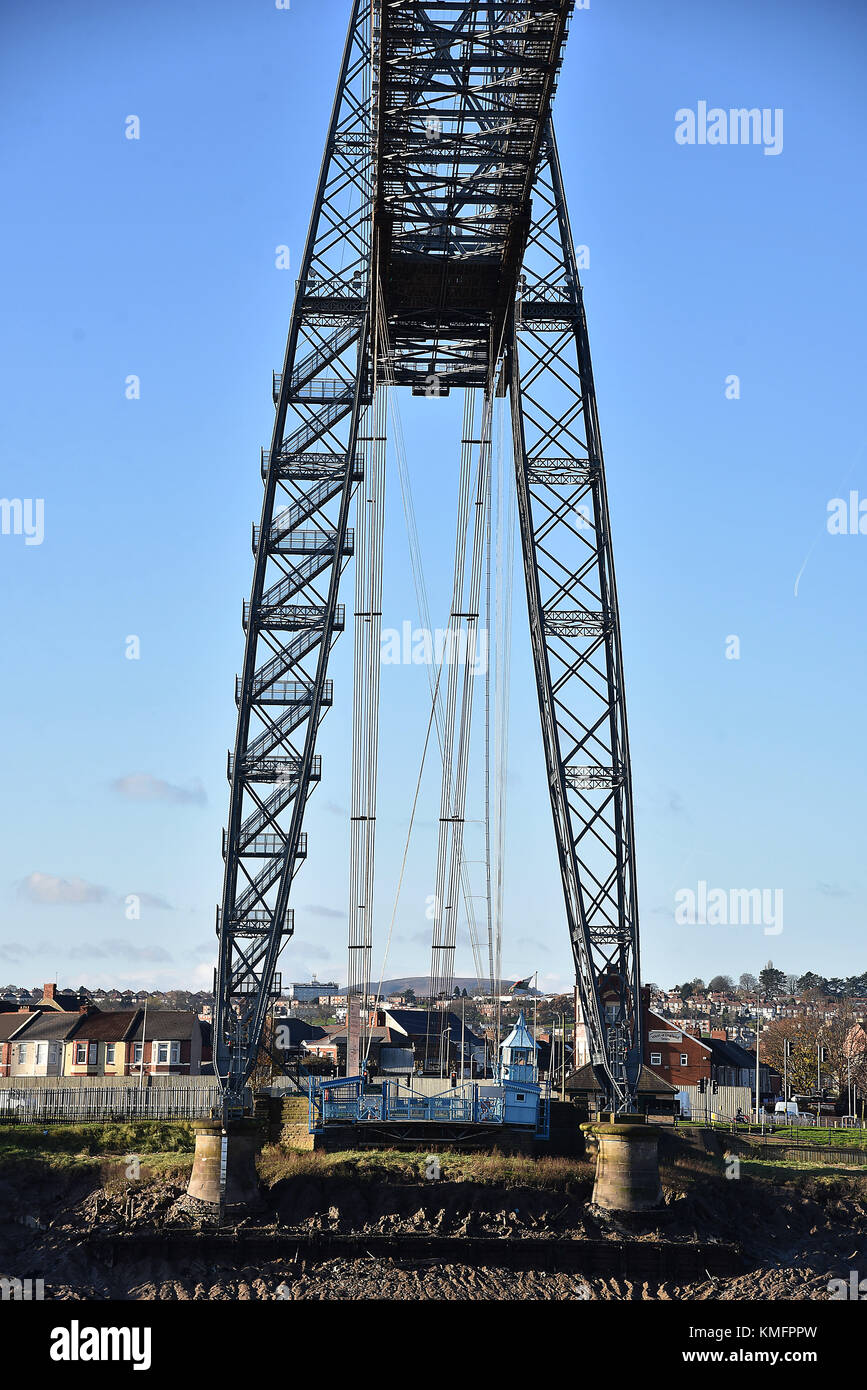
(0, 0, 864, 996)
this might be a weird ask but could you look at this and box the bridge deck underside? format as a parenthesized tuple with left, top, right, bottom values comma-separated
(374, 0, 573, 389)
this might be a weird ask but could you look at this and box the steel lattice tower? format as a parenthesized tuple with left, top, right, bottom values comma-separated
(214, 0, 643, 1115)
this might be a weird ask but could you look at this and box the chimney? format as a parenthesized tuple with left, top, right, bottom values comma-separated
(43, 983, 57, 1002)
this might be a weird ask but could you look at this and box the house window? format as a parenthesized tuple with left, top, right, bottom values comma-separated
(105, 1044, 115, 1065)
(48, 1043, 59, 1065)
(133, 1043, 143, 1065)
(88, 1043, 97, 1065)
(650, 1051, 662, 1066)
(680, 1053, 688, 1067)
(75, 1043, 87, 1064)
(36, 1043, 48, 1066)
(17, 1044, 27, 1064)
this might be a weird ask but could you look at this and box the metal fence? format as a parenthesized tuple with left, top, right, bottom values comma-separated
(774, 1144, 867, 1166)
(677, 1084, 752, 1123)
(0, 1082, 227, 1123)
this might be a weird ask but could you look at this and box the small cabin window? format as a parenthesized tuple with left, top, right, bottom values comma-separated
(516, 1094, 525, 1102)
(650, 1051, 662, 1066)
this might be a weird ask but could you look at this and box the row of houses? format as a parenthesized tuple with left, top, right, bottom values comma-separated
(0, 988, 210, 1078)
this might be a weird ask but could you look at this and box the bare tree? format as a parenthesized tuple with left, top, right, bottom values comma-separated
(761, 1016, 823, 1095)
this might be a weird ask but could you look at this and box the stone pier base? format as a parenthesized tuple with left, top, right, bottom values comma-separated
(582, 1115, 663, 1212)
(186, 1119, 262, 1208)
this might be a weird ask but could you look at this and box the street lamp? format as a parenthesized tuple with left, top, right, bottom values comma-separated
(440, 1028, 450, 1080)
(754, 990, 764, 1124)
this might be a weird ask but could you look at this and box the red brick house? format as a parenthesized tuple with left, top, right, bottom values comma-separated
(122, 1010, 207, 1076)
(642, 987, 711, 1087)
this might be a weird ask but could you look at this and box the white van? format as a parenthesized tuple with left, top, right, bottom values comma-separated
(774, 1100, 814, 1124)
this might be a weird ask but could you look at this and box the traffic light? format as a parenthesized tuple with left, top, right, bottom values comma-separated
(712, 1079, 718, 1095)
(699, 1077, 707, 1093)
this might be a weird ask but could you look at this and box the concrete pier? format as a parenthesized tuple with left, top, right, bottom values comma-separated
(187, 1119, 262, 1208)
(583, 1115, 663, 1212)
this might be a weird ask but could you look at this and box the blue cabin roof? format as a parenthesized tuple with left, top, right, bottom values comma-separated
(500, 1010, 536, 1055)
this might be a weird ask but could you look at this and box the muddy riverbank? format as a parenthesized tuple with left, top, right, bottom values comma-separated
(1, 1133, 864, 1300)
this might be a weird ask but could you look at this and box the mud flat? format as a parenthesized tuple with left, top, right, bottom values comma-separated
(1, 1127, 864, 1301)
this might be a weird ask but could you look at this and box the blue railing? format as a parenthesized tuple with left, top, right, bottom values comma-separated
(308, 1078, 505, 1130)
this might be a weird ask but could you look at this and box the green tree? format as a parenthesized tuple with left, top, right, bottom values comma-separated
(759, 962, 786, 997)
(797, 972, 827, 994)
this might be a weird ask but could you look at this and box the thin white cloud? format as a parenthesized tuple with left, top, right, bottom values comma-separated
(112, 773, 206, 806)
(67, 940, 173, 963)
(130, 892, 173, 911)
(291, 939, 332, 960)
(17, 872, 109, 905)
(817, 881, 849, 899)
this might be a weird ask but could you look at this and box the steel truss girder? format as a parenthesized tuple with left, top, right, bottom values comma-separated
(214, 0, 375, 1101)
(509, 125, 642, 1111)
(376, 1, 575, 388)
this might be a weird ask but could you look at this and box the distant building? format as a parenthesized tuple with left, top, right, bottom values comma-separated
(374, 1007, 487, 1075)
(287, 981, 339, 1003)
(32, 982, 83, 1013)
(708, 1038, 780, 1102)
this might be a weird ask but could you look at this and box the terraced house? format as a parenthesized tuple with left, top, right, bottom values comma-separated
(64, 1010, 210, 1076)
(7, 1011, 83, 1077)
(63, 1011, 138, 1077)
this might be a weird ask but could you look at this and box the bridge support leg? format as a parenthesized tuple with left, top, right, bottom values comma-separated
(187, 1119, 262, 1208)
(583, 1116, 663, 1211)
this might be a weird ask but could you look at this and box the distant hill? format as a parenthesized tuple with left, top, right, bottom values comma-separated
(337, 976, 540, 997)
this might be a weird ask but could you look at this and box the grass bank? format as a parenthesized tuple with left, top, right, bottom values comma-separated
(0, 1122, 195, 1180)
(258, 1145, 593, 1191)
